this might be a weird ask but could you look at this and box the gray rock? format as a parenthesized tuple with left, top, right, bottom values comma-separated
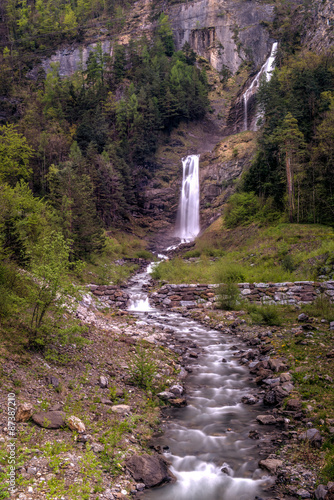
(46, 375, 60, 388)
(298, 313, 309, 322)
(280, 372, 292, 382)
(103, 488, 115, 500)
(32, 411, 66, 429)
(99, 376, 108, 388)
(92, 443, 104, 453)
(296, 489, 311, 498)
(256, 415, 277, 425)
(157, 391, 176, 400)
(125, 454, 175, 488)
(299, 428, 323, 448)
(281, 382, 294, 393)
(136, 483, 146, 491)
(315, 484, 328, 500)
(259, 458, 283, 473)
(110, 405, 131, 415)
(286, 398, 302, 411)
(330, 321, 334, 331)
(268, 358, 287, 372)
(169, 384, 184, 396)
(241, 394, 258, 405)
(26, 466, 37, 475)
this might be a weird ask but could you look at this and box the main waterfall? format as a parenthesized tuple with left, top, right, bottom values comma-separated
(243, 42, 278, 130)
(176, 155, 200, 242)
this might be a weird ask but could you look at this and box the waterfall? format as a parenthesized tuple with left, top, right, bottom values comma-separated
(243, 42, 278, 130)
(176, 155, 200, 242)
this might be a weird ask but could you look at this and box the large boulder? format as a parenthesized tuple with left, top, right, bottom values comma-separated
(125, 454, 175, 488)
(16, 403, 33, 422)
(32, 411, 66, 429)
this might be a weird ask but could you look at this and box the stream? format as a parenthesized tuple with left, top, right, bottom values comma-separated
(126, 261, 274, 500)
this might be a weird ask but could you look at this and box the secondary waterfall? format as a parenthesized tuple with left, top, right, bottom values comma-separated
(176, 155, 200, 242)
(243, 42, 278, 130)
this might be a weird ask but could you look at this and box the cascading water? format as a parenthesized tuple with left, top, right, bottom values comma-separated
(125, 262, 274, 499)
(243, 42, 278, 131)
(176, 155, 200, 242)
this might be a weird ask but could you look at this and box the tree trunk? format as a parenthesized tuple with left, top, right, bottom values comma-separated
(286, 153, 294, 222)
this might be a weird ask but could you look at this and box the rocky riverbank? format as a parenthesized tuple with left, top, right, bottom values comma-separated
(1, 272, 333, 500)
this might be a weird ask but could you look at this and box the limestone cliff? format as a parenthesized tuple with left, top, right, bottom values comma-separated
(168, 0, 274, 74)
(303, 0, 334, 53)
(34, 0, 275, 78)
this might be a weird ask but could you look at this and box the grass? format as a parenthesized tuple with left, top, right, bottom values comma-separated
(151, 222, 334, 284)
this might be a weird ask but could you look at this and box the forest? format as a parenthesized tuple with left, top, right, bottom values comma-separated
(0, 0, 333, 341)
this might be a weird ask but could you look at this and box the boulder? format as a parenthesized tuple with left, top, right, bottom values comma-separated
(125, 454, 174, 488)
(241, 394, 258, 405)
(67, 416, 85, 433)
(256, 415, 277, 425)
(32, 411, 66, 429)
(298, 313, 309, 322)
(16, 403, 33, 422)
(286, 399, 302, 411)
(46, 375, 60, 388)
(268, 358, 287, 372)
(157, 391, 176, 401)
(259, 458, 283, 473)
(99, 376, 108, 388)
(110, 405, 131, 415)
(169, 384, 184, 396)
(299, 428, 323, 448)
(315, 485, 328, 500)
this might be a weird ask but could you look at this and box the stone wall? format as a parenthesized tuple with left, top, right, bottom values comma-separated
(90, 285, 129, 309)
(150, 281, 334, 309)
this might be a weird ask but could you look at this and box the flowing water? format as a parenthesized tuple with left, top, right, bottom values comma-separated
(176, 155, 200, 242)
(126, 262, 274, 500)
(243, 42, 278, 131)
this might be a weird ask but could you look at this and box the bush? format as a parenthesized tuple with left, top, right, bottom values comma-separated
(303, 294, 334, 322)
(224, 192, 260, 228)
(134, 249, 153, 260)
(184, 249, 201, 258)
(129, 343, 157, 392)
(247, 303, 282, 326)
(217, 282, 240, 310)
(216, 264, 245, 310)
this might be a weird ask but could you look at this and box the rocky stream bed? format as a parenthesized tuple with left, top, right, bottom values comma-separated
(1, 266, 334, 500)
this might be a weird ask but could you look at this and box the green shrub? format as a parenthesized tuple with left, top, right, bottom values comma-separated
(303, 294, 334, 322)
(134, 249, 154, 260)
(217, 263, 245, 284)
(184, 249, 201, 258)
(224, 192, 260, 228)
(247, 303, 282, 326)
(129, 343, 157, 391)
(217, 282, 240, 310)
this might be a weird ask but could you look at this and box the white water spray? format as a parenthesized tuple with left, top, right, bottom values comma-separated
(243, 42, 278, 130)
(177, 155, 200, 242)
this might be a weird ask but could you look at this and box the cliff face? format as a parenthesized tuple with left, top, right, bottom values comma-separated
(168, 0, 274, 74)
(303, 0, 334, 53)
(34, 0, 275, 78)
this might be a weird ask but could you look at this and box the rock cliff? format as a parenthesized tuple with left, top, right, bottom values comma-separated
(168, 0, 275, 74)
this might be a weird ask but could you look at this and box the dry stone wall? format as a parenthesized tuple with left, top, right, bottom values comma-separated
(150, 281, 334, 309)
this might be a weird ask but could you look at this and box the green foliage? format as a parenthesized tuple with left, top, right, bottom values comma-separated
(0, 181, 53, 265)
(244, 50, 334, 225)
(303, 294, 334, 322)
(224, 192, 281, 229)
(0, 124, 34, 185)
(129, 343, 157, 392)
(246, 303, 283, 326)
(28, 231, 84, 348)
